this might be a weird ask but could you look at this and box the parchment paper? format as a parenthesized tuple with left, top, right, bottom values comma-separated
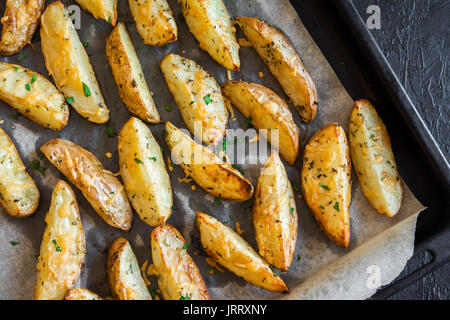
(0, 0, 425, 300)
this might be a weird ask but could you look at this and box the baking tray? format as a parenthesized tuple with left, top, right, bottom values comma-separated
(288, 0, 450, 299)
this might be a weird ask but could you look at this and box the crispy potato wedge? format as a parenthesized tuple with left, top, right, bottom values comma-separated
(0, 63, 69, 130)
(178, 0, 239, 71)
(253, 151, 297, 271)
(74, 0, 117, 25)
(196, 212, 288, 293)
(128, 0, 177, 46)
(0, 127, 39, 217)
(221, 81, 300, 165)
(118, 117, 172, 226)
(165, 122, 253, 201)
(41, 138, 133, 231)
(106, 23, 160, 123)
(161, 54, 228, 145)
(40, 1, 109, 123)
(349, 99, 402, 217)
(236, 17, 318, 123)
(107, 237, 152, 300)
(151, 225, 209, 300)
(65, 288, 102, 300)
(34, 180, 85, 300)
(301, 123, 351, 247)
(0, 0, 44, 55)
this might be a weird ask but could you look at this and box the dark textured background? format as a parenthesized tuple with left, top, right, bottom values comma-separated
(352, 0, 449, 300)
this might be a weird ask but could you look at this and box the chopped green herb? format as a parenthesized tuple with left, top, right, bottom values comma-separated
(203, 94, 213, 105)
(13, 66, 19, 71)
(30, 159, 46, 175)
(150, 157, 157, 162)
(370, 134, 377, 141)
(160, 147, 165, 153)
(66, 97, 74, 104)
(182, 242, 190, 250)
(164, 104, 173, 112)
(333, 202, 340, 212)
(297, 255, 301, 262)
(291, 181, 300, 192)
(319, 183, 330, 191)
(213, 198, 221, 206)
(18, 52, 27, 62)
(189, 100, 195, 105)
(244, 116, 252, 128)
(31, 74, 36, 83)
(109, 191, 115, 195)
(52, 239, 62, 252)
(108, 16, 112, 23)
(82, 82, 91, 97)
(25, 83, 31, 91)
(319, 205, 325, 210)
(134, 158, 144, 164)
(222, 139, 227, 151)
(290, 207, 294, 214)
(166, 43, 170, 48)
(10, 241, 20, 246)
(106, 127, 115, 138)
(180, 294, 190, 300)
(231, 164, 244, 175)
(83, 40, 88, 47)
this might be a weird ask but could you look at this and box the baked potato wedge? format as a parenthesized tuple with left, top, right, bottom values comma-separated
(128, 0, 177, 46)
(221, 81, 300, 165)
(0, 0, 44, 56)
(0, 127, 39, 218)
(253, 151, 297, 271)
(165, 122, 253, 201)
(196, 212, 288, 293)
(349, 99, 403, 217)
(74, 0, 117, 25)
(106, 23, 160, 123)
(161, 53, 228, 145)
(41, 138, 133, 231)
(236, 17, 318, 123)
(107, 237, 152, 300)
(178, 0, 239, 71)
(0, 63, 69, 130)
(34, 180, 85, 300)
(301, 123, 351, 248)
(65, 288, 102, 300)
(151, 225, 210, 300)
(118, 117, 172, 226)
(40, 1, 109, 123)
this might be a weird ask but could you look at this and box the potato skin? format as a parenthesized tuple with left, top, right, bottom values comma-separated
(128, 0, 177, 46)
(106, 23, 160, 124)
(165, 122, 253, 201)
(40, 1, 109, 123)
(74, 0, 117, 25)
(0, 0, 44, 56)
(0, 63, 69, 130)
(0, 127, 39, 218)
(301, 123, 351, 248)
(253, 151, 297, 271)
(34, 180, 85, 300)
(107, 237, 152, 300)
(160, 53, 228, 146)
(178, 0, 239, 71)
(118, 117, 172, 226)
(236, 17, 318, 123)
(349, 99, 402, 217)
(196, 212, 288, 293)
(41, 138, 133, 231)
(151, 225, 210, 300)
(65, 288, 102, 300)
(221, 81, 300, 165)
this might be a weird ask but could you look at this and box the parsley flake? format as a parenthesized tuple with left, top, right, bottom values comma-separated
(333, 202, 340, 212)
(82, 82, 91, 97)
(134, 158, 144, 164)
(203, 94, 213, 105)
(319, 183, 330, 191)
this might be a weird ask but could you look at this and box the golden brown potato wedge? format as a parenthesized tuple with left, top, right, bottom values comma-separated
(151, 225, 210, 300)
(221, 81, 300, 165)
(178, 0, 239, 71)
(160, 53, 228, 145)
(0, 0, 44, 55)
(236, 17, 318, 123)
(0, 63, 69, 130)
(106, 23, 160, 123)
(253, 151, 297, 271)
(0, 127, 39, 218)
(107, 237, 152, 300)
(349, 99, 402, 217)
(41, 138, 133, 231)
(165, 122, 253, 201)
(40, 1, 109, 123)
(196, 212, 288, 293)
(128, 0, 177, 46)
(301, 123, 351, 248)
(34, 180, 85, 300)
(74, 0, 117, 25)
(118, 117, 172, 226)
(65, 288, 102, 300)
